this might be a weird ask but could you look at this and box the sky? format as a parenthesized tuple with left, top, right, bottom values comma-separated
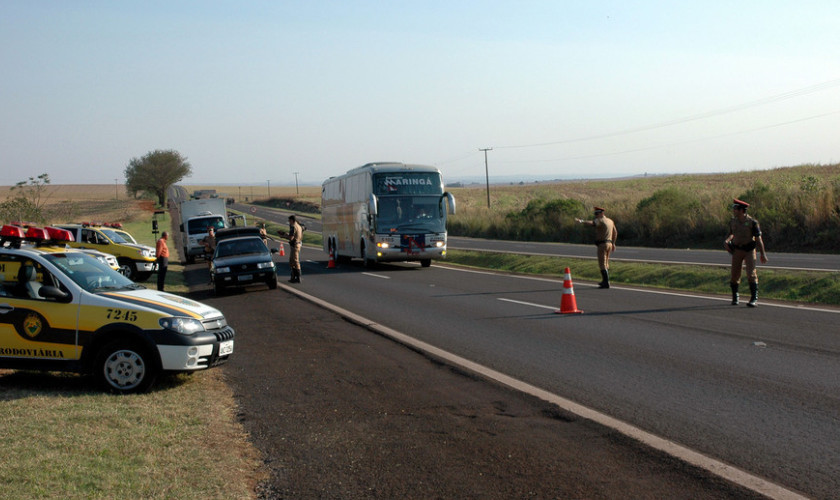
(2, 1, 839, 186)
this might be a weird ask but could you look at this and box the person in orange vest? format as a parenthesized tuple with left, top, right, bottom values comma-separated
(155, 231, 170, 291)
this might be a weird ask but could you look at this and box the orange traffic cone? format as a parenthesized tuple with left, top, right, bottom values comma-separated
(278, 242, 285, 256)
(327, 248, 336, 269)
(555, 267, 583, 314)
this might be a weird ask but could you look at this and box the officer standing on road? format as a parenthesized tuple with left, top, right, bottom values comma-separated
(281, 215, 303, 283)
(155, 231, 169, 291)
(724, 198, 768, 307)
(575, 206, 618, 288)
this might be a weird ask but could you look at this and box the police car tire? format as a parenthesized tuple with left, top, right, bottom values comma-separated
(96, 340, 159, 394)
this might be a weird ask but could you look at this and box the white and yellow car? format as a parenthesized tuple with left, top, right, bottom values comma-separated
(0, 225, 235, 393)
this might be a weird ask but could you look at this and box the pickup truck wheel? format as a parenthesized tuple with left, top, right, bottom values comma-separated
(96, 341, 158, 394)
(118, 259, 136, 280)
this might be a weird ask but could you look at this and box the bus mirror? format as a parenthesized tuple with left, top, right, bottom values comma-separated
(443, 192, 456, 215)
(368, 194, 378, 216)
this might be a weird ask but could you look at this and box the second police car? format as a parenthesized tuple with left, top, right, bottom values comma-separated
(0, 225, 235, 393)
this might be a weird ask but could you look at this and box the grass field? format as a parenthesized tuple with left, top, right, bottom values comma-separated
(0, 199, 262, 499)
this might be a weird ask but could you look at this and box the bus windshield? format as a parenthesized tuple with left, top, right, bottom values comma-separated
(376, 196, 445, 233)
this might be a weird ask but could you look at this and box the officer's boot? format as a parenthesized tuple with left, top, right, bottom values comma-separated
(598, 269, 610, 289)
(730, 282, 739, 305)
(288, 270, 296, 283)
(294, 269, 302, 283)
(747, 282, 758, 307)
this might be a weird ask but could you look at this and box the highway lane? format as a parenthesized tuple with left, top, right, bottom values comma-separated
(225, 197, 839, 272)
(289, 245, 839, 499)
(448, 236, 840, 272)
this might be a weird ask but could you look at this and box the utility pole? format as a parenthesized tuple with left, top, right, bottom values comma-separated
(479, 148, 492, 208)
(114, 178, 118, 200)
(293, 172, 300, 194)
(267, 179, 270, 199)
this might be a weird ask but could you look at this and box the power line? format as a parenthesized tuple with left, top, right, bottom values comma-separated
(494, 77, 840, 150)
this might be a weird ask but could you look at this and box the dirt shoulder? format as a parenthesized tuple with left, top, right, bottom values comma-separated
(180, 260, 762, 500)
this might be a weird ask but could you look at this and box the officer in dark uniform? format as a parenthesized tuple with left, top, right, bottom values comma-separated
(724, 198, 768, 307)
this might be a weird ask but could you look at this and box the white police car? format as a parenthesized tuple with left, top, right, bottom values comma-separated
(0, 225, 235, 393)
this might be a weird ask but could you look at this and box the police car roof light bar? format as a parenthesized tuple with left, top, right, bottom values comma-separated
(44, 226, 75, 243)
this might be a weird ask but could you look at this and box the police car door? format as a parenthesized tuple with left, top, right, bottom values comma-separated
(0, 255, 81, 365)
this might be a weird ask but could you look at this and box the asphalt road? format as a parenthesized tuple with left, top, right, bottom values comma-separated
(182, 259, 763, 499)
(227, 198, 839, 272)
(276, 246, 838, 499)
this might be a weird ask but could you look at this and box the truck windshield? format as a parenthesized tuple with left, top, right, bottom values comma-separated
(189, 217, 225, 235)
(101, 229, 128, 243)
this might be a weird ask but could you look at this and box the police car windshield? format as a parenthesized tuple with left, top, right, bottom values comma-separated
(44, 252, 137, 293)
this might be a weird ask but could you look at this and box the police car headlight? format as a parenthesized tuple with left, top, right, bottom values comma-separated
(139, 248, 154, 258)
(256, 261, 274, 269)
(160, 317, 205, 335)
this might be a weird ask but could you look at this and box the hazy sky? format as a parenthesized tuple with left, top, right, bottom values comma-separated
(2, 1, 839, 186)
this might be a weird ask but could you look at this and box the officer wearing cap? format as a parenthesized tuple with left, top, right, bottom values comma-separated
(575, 206, 618, 288)
(281, 215, 303, 283)
(724, 198, 768, 307)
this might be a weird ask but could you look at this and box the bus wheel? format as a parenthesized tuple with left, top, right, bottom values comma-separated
(420, 259, 432, 268)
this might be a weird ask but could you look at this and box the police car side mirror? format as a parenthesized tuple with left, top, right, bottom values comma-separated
(39, 285, 71, 303)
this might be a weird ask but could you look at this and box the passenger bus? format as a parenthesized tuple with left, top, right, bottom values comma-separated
(322, 162, 456, 267)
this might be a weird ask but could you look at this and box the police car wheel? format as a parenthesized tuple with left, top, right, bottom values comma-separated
(96, 341, 158, 394)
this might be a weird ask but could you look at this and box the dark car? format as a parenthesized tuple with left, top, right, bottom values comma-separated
(211, 230, 277, 294)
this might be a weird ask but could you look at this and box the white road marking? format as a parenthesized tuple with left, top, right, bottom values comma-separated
(362, 272, 390, 279)
(441, 264, 840, 314)
(498, 298, 557, 311)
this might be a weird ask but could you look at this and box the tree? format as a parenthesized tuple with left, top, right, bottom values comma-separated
(124, 150, 192, 206)
(1, 173, 54, 223)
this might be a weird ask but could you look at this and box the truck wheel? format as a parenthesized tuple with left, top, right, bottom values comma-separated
(118, 258, 136, 280)
(96, 340, 159, 394)
(185, 250, 194, 265)
(420, 259, 432, 268)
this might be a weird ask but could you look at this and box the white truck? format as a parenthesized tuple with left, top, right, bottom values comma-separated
(179, 198, 228, 263)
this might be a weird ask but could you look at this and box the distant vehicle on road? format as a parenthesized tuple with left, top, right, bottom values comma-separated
(179, 198, 228, 264)
(210, 227, 277, 294)
(322, 162, 456, 267)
